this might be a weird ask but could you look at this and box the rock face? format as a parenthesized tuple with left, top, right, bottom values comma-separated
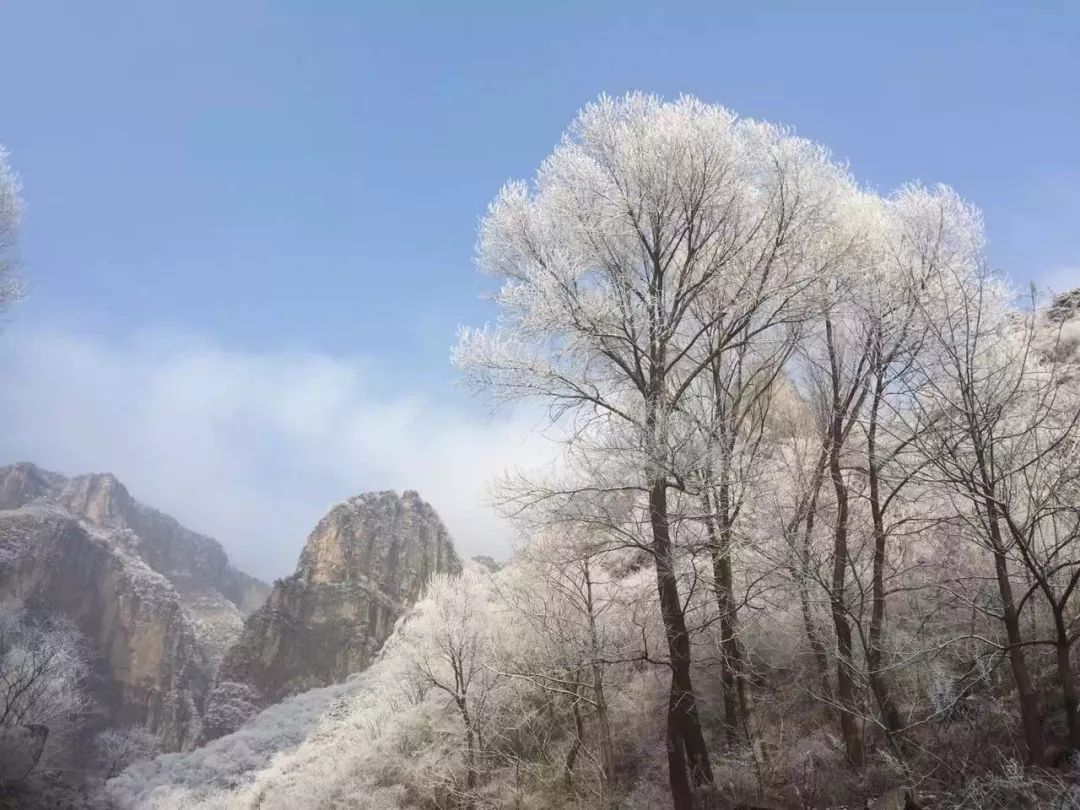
(0, 463, 270, 750)
(0, 464, 268, 617)
(217, 490, 460, 711)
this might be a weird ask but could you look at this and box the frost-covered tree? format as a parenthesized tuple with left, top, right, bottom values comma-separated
(93, 727, 161, 780)
(909, 245, 1080, 761)
(97, 92, 1080, 810)
(0, 600, 90, 786)
(774, 187, 939, 763)
(680, 295, 801, 783)
(0, 601, 88, 731)
(495, 528, 623, 800)
(455, 93, 856, 808)
(854, 187, 943, 740)
(398, 569, 499, 798)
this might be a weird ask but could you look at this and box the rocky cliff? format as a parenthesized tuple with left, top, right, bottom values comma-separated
(0, 463, 270, 750)
(213, 490, 460, 726)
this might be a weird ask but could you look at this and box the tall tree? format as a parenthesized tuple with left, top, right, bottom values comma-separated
(685, 316, 796, 783)
(785, 210, 879, 766)
(456, 93, 854, 808)
(398, 571, 498, 798)
(907, 197, 1053, 764)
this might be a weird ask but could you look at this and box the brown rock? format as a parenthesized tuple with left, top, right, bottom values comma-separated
(0, 463, 270, 751)
(213, 490, 460, 726)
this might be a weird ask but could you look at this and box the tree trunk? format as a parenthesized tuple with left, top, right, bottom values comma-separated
(791, 447, 833, 700)
(704, 485, 770, 785)
(719, 659, 739, 747)
(593, 664, 618, 798)
(584, 560, 618, 793)
(565, 686, 584, 788)
(1053, 618, 1080, 749)
(458, 697, 478, 791)
(703, 486, 742, 747)
(866, 370, 903, 735)
(665, 694, 694, 810)
(651, 481, 715, 808)
(827, 414, 865, 766)
(992, 548, 1045, 765)
(977, 469, 1046, 765)
(822, 317, 866, 766)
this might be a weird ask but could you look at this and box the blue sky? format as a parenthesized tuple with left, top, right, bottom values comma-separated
(1, 1, 1078, 578)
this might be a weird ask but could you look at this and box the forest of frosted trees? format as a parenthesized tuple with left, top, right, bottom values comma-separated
(104, 95, 1080, 809)
(6, 95, 1080, 809)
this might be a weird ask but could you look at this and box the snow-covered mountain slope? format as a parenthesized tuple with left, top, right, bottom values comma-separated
(106, 673, 366, 808)
(106, 566, 500, 810)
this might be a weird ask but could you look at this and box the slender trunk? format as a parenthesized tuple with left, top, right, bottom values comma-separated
(593, 664, 618, 796)
(703, 487, 741, 746)
(645, 290, 712, 807)
(999, 513, 1080, 752)
(458, 697, 478, 790)
(866, 369, 902, 735)
(704, 484, 770, 785)
(789, 443, 833, 699)
(989, 540, 1045, 765)
(584, 560, 617, 792)
(565, 684, 584, 788)
(719, 657, 739, 746)
(822, 317, 865, 766)
(828, 412, 865, 766)
(972, 435, 1046, 765)
(651, 481, 714, 808)
(797, 484, 833, 700)
(1053, 616, 1080, 749)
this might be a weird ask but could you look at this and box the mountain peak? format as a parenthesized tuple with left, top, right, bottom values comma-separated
(0, 462, 269, 613)
(213, 488, 460, 722)
(297, 489, 459, 590)
(0, 461, 65, 509)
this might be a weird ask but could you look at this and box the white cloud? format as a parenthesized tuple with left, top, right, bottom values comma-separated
(0, 328, 552, 581)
